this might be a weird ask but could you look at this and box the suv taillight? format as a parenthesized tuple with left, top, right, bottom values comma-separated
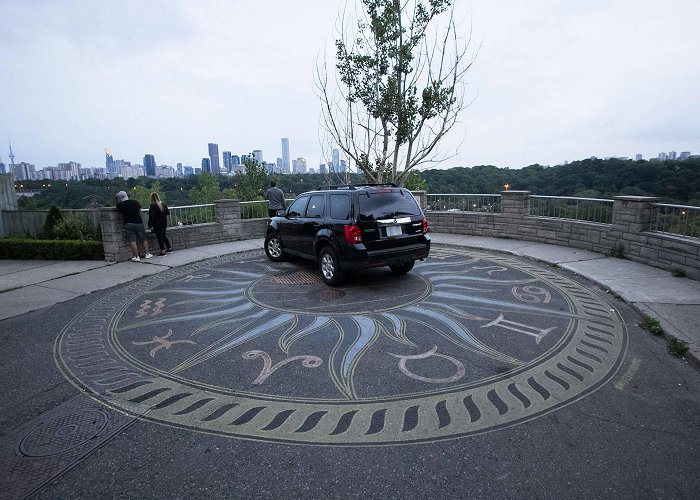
(344, 224, 363, 243)
(422, 217, 428, 234)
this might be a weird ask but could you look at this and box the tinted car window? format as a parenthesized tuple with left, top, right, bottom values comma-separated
(358, 190, 421, 220)
(305, 194, 326, 218)
(287, 196, 309, 217)
(329, 194, 351, 220)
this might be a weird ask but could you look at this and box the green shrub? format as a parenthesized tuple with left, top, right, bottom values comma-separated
(0, 238, 104, 260)
(42, 205, 63, 238)
(52, 218, 92, 240)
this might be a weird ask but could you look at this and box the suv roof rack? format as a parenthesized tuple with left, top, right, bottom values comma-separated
(319, 183, 398, 190)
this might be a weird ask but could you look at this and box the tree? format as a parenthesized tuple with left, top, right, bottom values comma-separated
(189, 172, 222, 204)
(234, 155, 268, 201)
(317, 0, 475, 186)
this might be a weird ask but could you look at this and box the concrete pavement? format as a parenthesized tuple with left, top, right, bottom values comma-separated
(1, 233, 698, 364)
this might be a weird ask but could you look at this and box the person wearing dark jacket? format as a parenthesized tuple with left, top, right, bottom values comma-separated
(148, 192, 172, 256)
(116, 190, 152, 261)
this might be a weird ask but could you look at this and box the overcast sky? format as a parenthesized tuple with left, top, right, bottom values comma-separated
(1, 0, 698, 172)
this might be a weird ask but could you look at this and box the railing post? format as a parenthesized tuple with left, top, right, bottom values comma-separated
(500, 190, 530, 217)
(411, 190, 427, 212)
(214, 199, 242, 239)
(100, 207, 129, 262)
(612, 196, 659, 233)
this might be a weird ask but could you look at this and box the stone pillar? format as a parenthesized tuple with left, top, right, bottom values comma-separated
(500, 190, 530, 217)
(612, 196, 659, 233)
(214, 199, 242, 239)
(411, 190, 427, 212)
(100, 207, 129, 262)
(0, 173, 18, 237)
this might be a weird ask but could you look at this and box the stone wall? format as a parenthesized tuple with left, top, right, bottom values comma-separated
(101, 199, 268, 262)
(427, 191, 700, 280)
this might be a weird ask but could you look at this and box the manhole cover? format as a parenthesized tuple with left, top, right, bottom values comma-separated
(270, 269, 321, 285)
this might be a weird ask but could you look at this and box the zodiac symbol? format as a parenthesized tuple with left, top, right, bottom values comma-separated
(132, 329, 196, 358)
(177, 274, 211, 282)
(512, 286, 551, 303)
(135, 298, 167, 318)
(481, 314, 555, 344)
(242, 350, 322, 385)
(388, 346, 465, 384)
(472, 265, 508, 275)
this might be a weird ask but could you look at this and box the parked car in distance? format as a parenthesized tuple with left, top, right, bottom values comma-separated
(264, 183, 431, 286)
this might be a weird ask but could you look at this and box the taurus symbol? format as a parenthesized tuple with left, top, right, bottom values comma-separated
(388, 346, 465, 384)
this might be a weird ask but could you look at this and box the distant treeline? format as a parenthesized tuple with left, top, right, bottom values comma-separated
(15, 157, 700, 210)
(420, 157, 700, 205)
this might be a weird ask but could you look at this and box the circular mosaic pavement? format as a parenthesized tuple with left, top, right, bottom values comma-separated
(55, 246, 627, 445)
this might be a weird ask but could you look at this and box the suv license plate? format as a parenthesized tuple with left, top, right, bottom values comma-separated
(386, 225, 402, 237)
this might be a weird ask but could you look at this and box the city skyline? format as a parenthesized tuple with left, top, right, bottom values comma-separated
(1, 1, 699, 171)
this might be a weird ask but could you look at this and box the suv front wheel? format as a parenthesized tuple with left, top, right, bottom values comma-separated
(319, 247, 346, 286)
(265, 233, 286, 262)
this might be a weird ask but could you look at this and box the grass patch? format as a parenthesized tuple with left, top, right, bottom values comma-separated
(666, 336, 689, 358)
(640, 315, 664, 336)
(671, 268, 686, 278)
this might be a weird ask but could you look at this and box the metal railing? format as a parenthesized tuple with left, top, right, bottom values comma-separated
(240, 199, 295, 219)
(652, 204, 700, 238)
(529, 196, 613, 224)
(426, 194, 501, 213)
(142, 204, 216, 228)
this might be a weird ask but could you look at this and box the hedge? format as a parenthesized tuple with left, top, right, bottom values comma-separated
(0, 238, 105, 260)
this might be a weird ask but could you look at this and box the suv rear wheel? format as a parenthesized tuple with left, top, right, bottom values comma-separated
(389, 261, 415, 274)
(319, 247, 346, 286)
(264, 233, 286, 262)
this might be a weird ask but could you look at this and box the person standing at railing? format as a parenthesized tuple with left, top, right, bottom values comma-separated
(116, 191, 153, 262)
(148, 192, 172, 256)
(265, 180, 286, 217)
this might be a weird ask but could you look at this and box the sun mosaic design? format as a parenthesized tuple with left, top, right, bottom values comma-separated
(56, 246, 627, 445)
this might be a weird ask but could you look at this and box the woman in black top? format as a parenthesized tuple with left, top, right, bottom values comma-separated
(148, 192, 172, 256)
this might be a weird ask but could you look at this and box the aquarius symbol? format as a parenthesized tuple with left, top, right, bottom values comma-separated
(178, 273, 211, 282)
(132, 329, 196, 358)
(388, 346, 465, 384)
(242, 350, 323, 385)
(135, 298, 167, 318)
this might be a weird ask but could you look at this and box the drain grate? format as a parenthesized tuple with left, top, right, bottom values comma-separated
(0, 393, 147, 499)
(270, 269, 322, 285)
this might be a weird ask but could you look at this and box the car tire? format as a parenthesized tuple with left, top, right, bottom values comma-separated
(319, 247, 346, 286)
(264, 233, 286, 262)
(389, 261, 415, 274)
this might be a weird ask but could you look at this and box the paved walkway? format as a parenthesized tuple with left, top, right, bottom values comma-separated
(1, 233, 699, 364)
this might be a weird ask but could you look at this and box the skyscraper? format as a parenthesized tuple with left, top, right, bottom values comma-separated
(208, 143, 221, 175)
(332, 148, 340, 172)
(105, 148, 114, 174)
(144, 154, 156, 176)
(222, 151, 232, 173)
(281, 138, 290, 173)
(202, 158, 211, 172)
(253, 150, 263, 165)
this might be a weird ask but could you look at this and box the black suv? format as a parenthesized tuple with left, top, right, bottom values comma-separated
(264, 184, 430, 286)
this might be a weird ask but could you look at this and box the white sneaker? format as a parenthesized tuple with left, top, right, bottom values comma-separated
(131, 256, 141, 262)
(144, 253, 153, 259)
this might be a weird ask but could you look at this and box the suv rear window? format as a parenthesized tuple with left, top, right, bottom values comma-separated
(358, 190, 421, 221)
